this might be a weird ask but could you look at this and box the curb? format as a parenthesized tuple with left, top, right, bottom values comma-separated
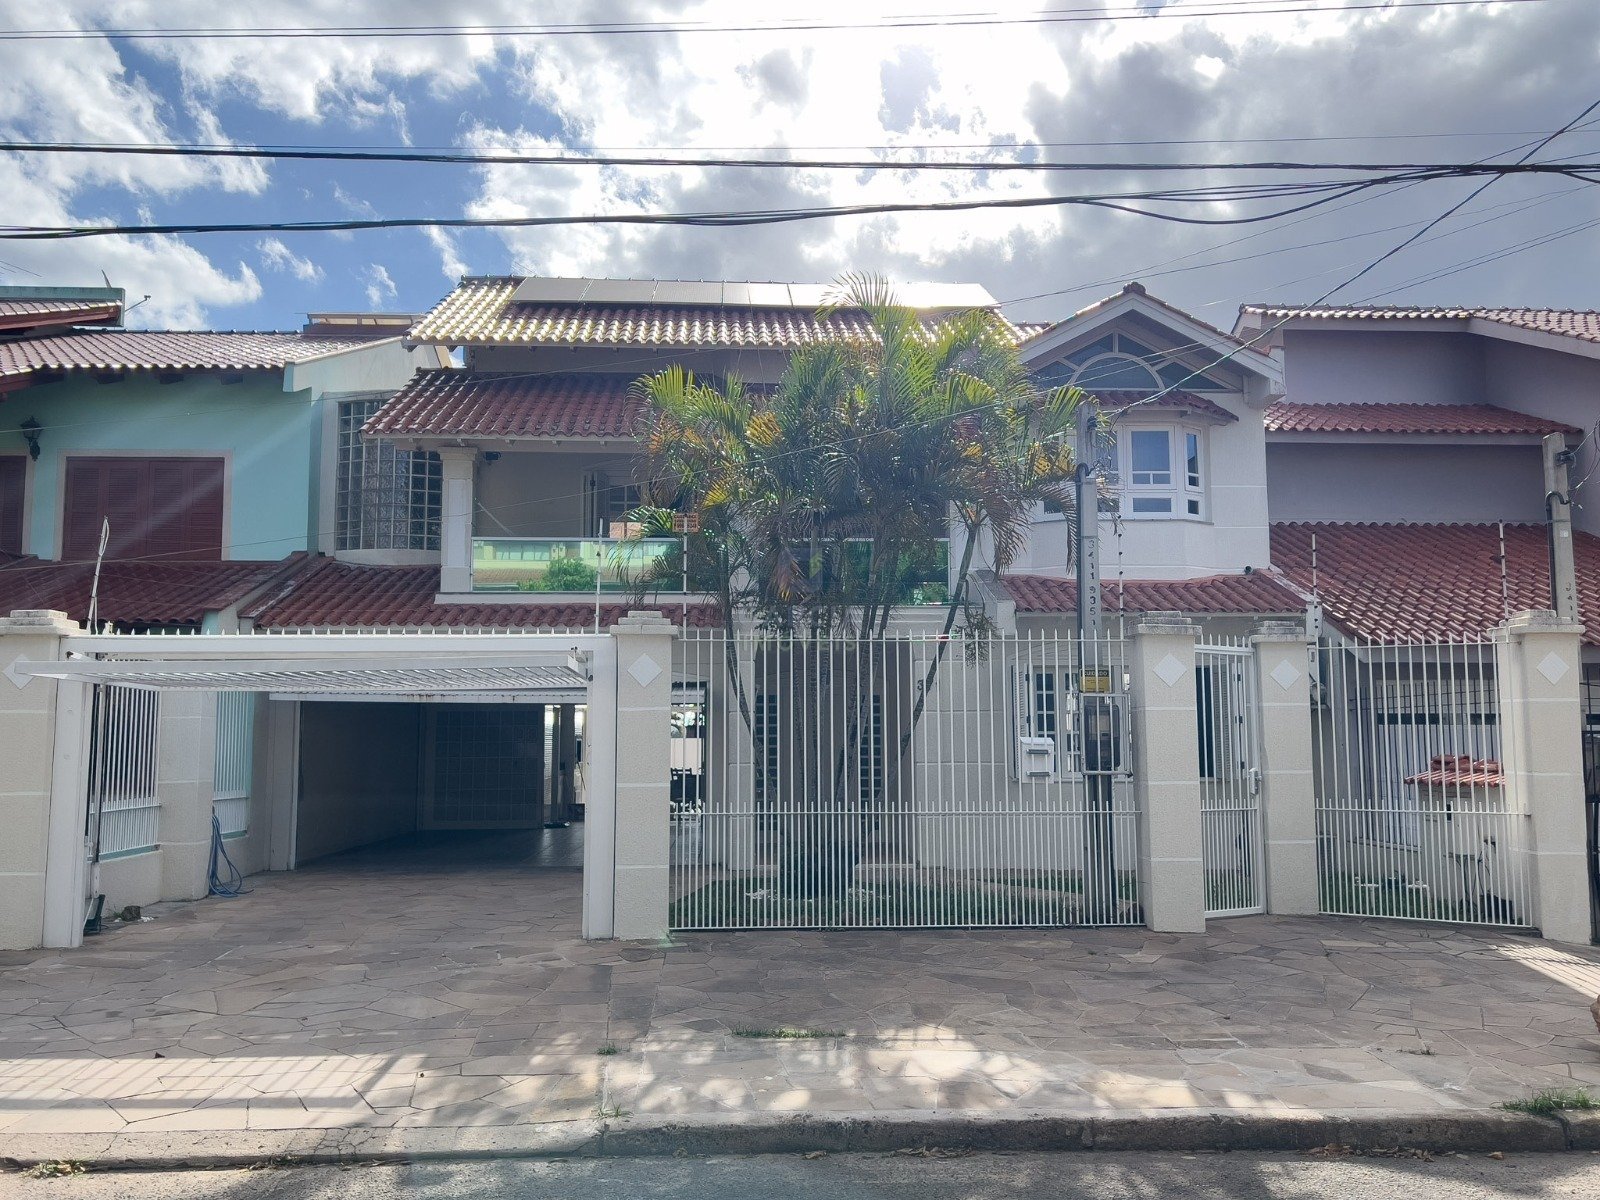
(4, 1108, 1597, 1171)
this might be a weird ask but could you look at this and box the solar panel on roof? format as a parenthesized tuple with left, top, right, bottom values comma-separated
(505, 276, 999, 311)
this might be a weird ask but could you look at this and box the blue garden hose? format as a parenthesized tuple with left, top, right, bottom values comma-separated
(207, 812, 250, 898)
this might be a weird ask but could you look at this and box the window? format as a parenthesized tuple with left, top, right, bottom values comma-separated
(1039, 332, 1230, 393)
(1117, 423, 1206, 520)
(337, 399, 441, 551)
(63, 456, 223, 561)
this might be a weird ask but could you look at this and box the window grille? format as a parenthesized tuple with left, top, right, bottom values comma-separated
(90, 685, 161, 858)
(337, 398, 442, 550)
(213, 692, 255, 837)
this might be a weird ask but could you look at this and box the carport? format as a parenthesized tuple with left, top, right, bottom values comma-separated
(5, 614, 678, 951)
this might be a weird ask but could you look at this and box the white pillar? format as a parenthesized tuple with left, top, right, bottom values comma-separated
(0, 609, 85, 950)
(1252, 621, 1319, 916)
(608, 611, 676, 940)
(1130, 613, 1207, 933)
(156, 690, 219, 902)
(438, 447, 477, 594)
(1493, 609, 1589, 944)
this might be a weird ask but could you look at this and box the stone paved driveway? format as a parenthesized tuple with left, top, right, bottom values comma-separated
(4, 836, 1600, 1136)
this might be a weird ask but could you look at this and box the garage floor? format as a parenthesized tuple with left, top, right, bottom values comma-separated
(3, 836, 1600, 1138)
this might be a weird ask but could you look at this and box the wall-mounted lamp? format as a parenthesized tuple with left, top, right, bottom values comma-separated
(19, 417, 41, 462)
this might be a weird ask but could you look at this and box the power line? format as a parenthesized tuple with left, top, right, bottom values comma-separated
(0, 0, 1557, 41)
(8, 141, 1598, 175)
(9, 167, 1600, 242)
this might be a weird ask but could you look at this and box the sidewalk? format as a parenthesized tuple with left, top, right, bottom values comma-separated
(3, 861, 1600, 1162)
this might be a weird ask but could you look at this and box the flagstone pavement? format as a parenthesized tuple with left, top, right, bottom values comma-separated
(3, 832, 1600, 1137)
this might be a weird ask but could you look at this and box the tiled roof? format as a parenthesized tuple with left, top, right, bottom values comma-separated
(408, 276, 1038, 348)
(0, 329, 380, 383)
(0, 556, 301, 628)
(1265, 401, 1578, 438)
(1271, 521, 1600, 645)
(1001, 571, 1304, 616)
(1240, 304, 1600, 346)
(1088, 389, 1239, 423)
(365, 371, 642, 439)
(245, 557, 720, 630)
(0, 297, 121, 332)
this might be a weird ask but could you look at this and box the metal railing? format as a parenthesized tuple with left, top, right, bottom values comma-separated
(90, 685, 161, 859)
(1197, 638, 1265, 917)
(669, 628, 1139, 929)
(212, 691, 255, 838)
(1311, 633, 1532, 928)
(471, 536, 684, 593)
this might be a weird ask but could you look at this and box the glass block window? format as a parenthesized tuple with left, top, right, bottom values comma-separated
(337, 398, 442, 551)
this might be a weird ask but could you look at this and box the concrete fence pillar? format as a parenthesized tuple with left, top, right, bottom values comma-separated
(1252, 621, 1319, 916)
(1130, 613, 1207, 933)
(156, 690, 220, 902)
(607, 611, 676, 940)
(437, 447, 478, 594)
(1493, 609, 1590, 944)
(0, 609, 84, 950)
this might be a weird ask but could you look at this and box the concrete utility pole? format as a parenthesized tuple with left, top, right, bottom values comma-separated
(1544, 432, 1580, 626)
(1075, 403, 1102, 640)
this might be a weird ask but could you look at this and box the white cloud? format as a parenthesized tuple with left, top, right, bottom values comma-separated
(363, 262, 397, 307)
(258, 237, 324, 283)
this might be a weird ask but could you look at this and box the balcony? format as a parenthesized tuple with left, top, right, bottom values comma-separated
(472, 537, 685, 593)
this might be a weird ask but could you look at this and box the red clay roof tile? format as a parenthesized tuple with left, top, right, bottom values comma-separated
(245, 558, 719, 630)
(1271, 521, 1600, 645)
(1240, 304, 1600, 346)
(1265, 401, 1578, 437)
(365, 371, 642, 439)
(0, 556, 301, 627)
(0, 329, 380, 382)
(1001, 571, 1303, 616)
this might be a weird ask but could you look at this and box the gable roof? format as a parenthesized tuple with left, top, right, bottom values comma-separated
(1000, 571, 1304, 617)
(0, 556, 304, 628)
(365, 370, 643, 440)
(0, 328, 383, 391)
(407, 275, 1042, 349)
(1020, 282, 1283, 390)
(1265, 401, 1578, 439)
(0, 296, 122, 334)
(1270, 521, 1600, 645)
(244, 557, 719, 630)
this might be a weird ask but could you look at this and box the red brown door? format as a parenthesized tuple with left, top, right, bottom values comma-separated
(62, 456, 225, 561)
(0, 456, 23, 555)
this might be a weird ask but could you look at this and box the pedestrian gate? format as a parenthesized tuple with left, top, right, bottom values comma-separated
(1196, 640, 1264, 916)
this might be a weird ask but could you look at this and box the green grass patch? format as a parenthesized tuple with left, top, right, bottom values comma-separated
(671, 871, 1139, 930)
(1317, 872, 1522, 926)
(732, 1027, 845, 1040)
(1500, 1088, 1599, 1117)
(597, 1043, 619, 1056)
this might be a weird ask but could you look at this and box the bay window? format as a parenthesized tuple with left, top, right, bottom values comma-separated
(1119, 423, 1206, 519)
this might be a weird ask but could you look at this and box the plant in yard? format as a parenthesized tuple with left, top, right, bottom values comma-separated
(597, 1042, 619, 1056)
(1500, 1087, 1599, 1116)
(732, 1027, 846, 1040)
(635, 274, 1083, 897)
(26, 1161, 86, 1178)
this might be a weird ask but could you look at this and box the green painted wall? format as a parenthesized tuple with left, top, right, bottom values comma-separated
(0, 374, 322, 561)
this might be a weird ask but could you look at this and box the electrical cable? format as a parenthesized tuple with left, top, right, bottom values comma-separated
(207, 812, 250, 897)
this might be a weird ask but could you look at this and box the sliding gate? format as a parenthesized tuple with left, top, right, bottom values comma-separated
(669, 630, 1139, 930)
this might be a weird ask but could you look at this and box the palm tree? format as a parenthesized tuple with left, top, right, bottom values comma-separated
(634, 274, 1083, 897)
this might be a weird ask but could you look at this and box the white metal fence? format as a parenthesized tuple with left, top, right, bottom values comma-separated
(668, 629, 1139, 929)
(212, 691, 255, 837)
(89, 685, 161, 858)
(1197, 639, 1264, 917)
(1311, 634, 1532, 928)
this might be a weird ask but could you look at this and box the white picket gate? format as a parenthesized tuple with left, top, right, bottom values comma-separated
(669, 629, 1140, 929)
(1196, 639, 1265, 917)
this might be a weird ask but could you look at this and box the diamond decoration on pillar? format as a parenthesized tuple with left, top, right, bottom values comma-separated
(4, 654, 31, 690)
(1270, 659, 1301, 692)
(1153, 653, 1187, 687)
(627, 653, 663, 688)
(1537, 651, 1570, 685)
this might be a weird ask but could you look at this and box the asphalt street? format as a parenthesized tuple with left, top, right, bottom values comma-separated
(5, 1151, 1600, 1199)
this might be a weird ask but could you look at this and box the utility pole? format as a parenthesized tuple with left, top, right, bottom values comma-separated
(1544, 432, 1580, 625)
(1075, 402, 1117, 922)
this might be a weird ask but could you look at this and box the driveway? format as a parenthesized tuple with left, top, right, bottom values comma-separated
(3, 833, 1600, 1137)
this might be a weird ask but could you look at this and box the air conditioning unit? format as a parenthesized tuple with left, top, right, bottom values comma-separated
(1018, 735, 1056, 779)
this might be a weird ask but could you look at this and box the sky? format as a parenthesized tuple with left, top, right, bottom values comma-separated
(0, 0, 1597, 331)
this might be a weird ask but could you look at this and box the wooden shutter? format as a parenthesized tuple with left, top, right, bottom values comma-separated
(0, 457, 23, 555)
(63, 457, 225, 561)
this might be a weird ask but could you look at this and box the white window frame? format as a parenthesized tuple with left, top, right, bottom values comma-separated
(1116, 421, 1207, 521)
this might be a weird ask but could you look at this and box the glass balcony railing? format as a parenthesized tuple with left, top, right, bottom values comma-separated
(472, 537, 685, 593)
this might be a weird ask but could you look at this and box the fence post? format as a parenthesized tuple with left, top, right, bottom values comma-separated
(1493, 609, 1589, 944)
(1130, 612, 1207, 932)
(156, 690, 220, 902)
(609, 610, 677, 940)
(0, 609, 85, 950)
(1252, 621, 1319, 915)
